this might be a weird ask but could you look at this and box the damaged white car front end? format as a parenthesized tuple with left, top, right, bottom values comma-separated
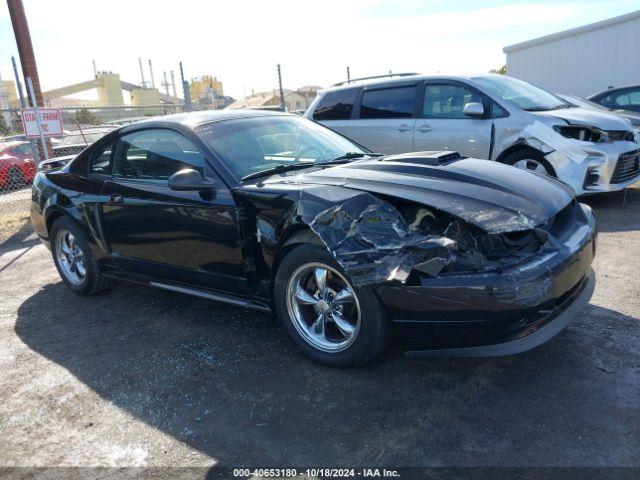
(476, 75, 640, 195)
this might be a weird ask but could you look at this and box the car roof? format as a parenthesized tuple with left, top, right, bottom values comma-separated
(320, 74, 490, 93)
(589, 85, 640, 98)
(0, 140, 29, 149)
(130, 109, 293, 130)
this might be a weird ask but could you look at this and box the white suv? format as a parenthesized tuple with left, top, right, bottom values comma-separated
(304, 74, 640, 194)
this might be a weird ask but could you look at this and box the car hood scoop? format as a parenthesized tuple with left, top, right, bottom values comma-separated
(379, 150, 464, 165)
(271, 157, 574, 233)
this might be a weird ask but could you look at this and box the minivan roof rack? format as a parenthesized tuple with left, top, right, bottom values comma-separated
(331, 72, 420, 87)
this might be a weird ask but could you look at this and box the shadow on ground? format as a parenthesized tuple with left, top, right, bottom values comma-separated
(581, 186, 640, 233)
(15, 281, 640, 467)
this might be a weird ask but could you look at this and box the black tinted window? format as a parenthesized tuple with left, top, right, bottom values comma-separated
(113, 129, 204, 181)
(360, 87, 416, 119)
(423, 84, 483, 119)
(90, 140, 114, 175)
(313, 89, 358, 121)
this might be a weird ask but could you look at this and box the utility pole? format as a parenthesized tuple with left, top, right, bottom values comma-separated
(346, 66, 351, 83)
(277, 64, 285, 112)
(92, 59, 98, 77)
(7, 0, 44, 108)
(180, 62, 192, 112)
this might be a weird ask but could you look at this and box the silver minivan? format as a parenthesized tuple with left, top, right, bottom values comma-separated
(304, 74, 640, 195)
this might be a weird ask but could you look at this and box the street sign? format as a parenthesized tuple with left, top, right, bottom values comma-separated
(21, 108, 63, 137)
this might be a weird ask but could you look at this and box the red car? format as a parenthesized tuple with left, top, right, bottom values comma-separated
(0, 141, 37, 190)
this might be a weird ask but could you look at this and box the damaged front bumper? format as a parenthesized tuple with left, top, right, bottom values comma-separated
(376, 212, 597, 357)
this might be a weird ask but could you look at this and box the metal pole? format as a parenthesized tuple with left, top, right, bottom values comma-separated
(148, 59, 156, 90)
(170, 71, 177, 98)
(26, 76, 48, 161)
(12, 55, 39, 162)
(138, 57, 146, 88)
(277, 64, 285, 112)
(180, 62, 192, 112)
(347, 66, 351, 83)
(162, 71, 169, 96)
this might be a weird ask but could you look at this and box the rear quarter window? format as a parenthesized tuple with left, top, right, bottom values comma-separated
(313, 88, 359, 121)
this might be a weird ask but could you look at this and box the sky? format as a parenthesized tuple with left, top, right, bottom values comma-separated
(1, 0, 639, 101)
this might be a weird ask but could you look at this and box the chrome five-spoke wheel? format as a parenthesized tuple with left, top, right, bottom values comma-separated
(55, 230, 86, 285)
(286, 262, 361, 353)
(513, 159, 547, 173)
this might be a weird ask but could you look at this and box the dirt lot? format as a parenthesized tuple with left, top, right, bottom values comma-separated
(0, 187, 639, 472)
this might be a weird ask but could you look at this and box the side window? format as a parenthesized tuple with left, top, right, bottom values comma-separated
(89, 140, 114, 175)
(423, 84, 483, 119)
(13, 144, 31, 155)
(491, 102, 509, 118)
(113, 129, 205, 181)
(360, 86, 416, 119)
(613, 91, 631, 107)
(628, 89, 640, 105)
(313, 88, 358, 121)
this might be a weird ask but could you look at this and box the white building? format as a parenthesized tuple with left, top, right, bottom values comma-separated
(503, 10, 640, 97)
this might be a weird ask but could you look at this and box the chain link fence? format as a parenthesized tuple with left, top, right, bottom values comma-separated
(0, 105, 184, 243)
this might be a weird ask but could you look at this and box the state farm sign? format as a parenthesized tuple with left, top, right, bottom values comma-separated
(21, 108, 64, 137)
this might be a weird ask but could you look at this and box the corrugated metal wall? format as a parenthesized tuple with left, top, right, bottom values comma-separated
(505, 15, 640, 97)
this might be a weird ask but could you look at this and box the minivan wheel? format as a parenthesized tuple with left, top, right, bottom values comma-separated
(50, 216, 114, 295)
(274, 244, 390, 367)
(504, 149, 556, 176)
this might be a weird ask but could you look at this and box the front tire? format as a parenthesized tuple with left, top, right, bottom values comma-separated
(503, 149, 556, 176)
(50, 216, 113, 295)
(274, 244, 390, 367)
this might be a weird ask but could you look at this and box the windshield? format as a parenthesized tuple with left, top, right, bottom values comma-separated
(472, 75, 568, 111)
(560, 95, 607, 111)
(196, 115, 367, 180)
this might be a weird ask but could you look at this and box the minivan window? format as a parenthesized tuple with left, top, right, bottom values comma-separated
(423, 84, 483, 119)
(313, 88, 358, 121)
(360, 86, 416, 119)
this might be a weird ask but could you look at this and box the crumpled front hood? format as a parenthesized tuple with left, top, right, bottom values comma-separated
(537, 107, 633, 131)
(267, 156, 574, 233)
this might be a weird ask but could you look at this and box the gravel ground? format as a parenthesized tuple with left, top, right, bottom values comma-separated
(0, 187, 638, 472)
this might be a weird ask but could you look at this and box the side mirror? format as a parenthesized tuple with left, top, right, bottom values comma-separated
(168, 168, 216, 192)
(463, 102, 485, 117)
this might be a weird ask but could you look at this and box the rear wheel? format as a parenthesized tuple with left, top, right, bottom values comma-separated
(503, 149, 556, 176)
(274, 244, 390, 367)
(50, 216, 114, 295)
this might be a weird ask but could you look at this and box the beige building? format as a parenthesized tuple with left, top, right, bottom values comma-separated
(190, 75, 224, 108)
(131, 87, 162, 114)
(226, 88, 316, 112)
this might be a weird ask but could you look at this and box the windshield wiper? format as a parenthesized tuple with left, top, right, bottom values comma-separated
(241, 152, 384, 182)
(331, 151, 383, 161)
(241, 163, 319, 182)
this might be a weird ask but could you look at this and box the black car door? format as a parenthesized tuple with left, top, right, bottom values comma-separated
(100, 127, 247, 294)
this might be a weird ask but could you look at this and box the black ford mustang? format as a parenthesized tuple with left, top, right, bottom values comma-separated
(31, 110, 596, 367)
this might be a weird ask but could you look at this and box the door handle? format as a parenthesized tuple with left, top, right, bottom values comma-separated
(397, 124, 412, 132)
(417, 124, 432, 132)
(109, 194, 123, 203)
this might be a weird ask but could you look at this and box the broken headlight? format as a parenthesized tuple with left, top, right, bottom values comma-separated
(554, 125, 635, 143)
(399, 203, 546, 277)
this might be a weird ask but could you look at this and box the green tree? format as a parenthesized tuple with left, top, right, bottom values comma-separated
(74, 108, 101, 125)
(489, 65, 507, 75)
